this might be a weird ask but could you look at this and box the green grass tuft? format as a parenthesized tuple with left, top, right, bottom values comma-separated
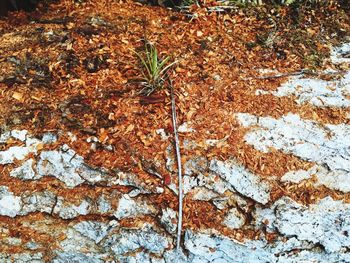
(134, 43, 176, 96)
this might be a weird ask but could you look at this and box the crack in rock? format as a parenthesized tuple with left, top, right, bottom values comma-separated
(115, 171, 164, 197)
(209, 159, 271, 204)
(73, 221, 116, 244)
(0, 184, 157, 220)
(102, 224, 169, 256)
(37, 147, 98, 188)
(113, 194, 156, 219)
(20, 191, 56, 215)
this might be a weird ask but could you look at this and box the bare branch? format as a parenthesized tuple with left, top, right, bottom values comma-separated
(168, 75, 183, 252)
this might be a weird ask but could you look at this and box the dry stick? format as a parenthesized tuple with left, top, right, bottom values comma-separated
(242, 69, 347, 81)
(168, 75, 183, 252)
(241, 70, 309, 81)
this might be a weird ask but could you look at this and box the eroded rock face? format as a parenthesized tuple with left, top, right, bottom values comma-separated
(275, 197, 350, 252)
(236, 113, 350, 193)
(0, 42, 350, 262)
(256, 72, 350, 107)
(209, 159, 271, 204)
(3, 128, 350, 261)
(184, 230, 350, 263)
(255, 196, 350, 253)
(0, 186, 22, 217)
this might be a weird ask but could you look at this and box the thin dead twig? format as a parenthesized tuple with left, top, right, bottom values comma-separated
(242, 70, 310, 81)
(242, 68, 348, 81)
(168, 74, 183, 252)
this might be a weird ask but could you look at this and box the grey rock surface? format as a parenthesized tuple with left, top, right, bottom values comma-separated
(0, 186, 22, 217)
(237, 113, 350, 191)
(209, 159, 271, 204)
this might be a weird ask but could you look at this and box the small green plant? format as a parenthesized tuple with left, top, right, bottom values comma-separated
(134, 43, 176, 96)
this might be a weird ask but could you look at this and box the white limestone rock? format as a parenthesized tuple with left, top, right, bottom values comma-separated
(281, 167, 314, 183)
(114, 194, 156, 219)
(274, 197, 350, 252)
(25, 241, 41, 250)
(182, 175, 200, 195)
(103, 224, 169, 256)
(96, 194, 112, 214)
(184, 231, 272, 263)
(268, 237, 315, 254)
(180, 167, 232, 197)
(2, 132, 110, 187)
(191, 187, 220, 201)
(0, 146, 31, 165)
(209, 159, 271, 204)
(0, 130, 56, 165)
(178, 122, 195, 133)
(53, 197, 91, 219)
(119, 252, 165, 263)
(184, 229, 350, 263)
(0, 131, 11, 143)
(10, 159, 41, 180)
(315, 168, 350, 192)
(11, 253, 44, 263)
(254, 205, 278, 232)
(164, 249, 189, 263)
(156, 129, 169, 141)
(73, 221, 113, 244)
(3, 237, 22, 246)
(77, 164, 109, 185)
(255, 196, 350, 253)
(59, 228, 101, 256)
(37, 145, 108, 187)
(37, 148, 85, 188)
(160, 208, 177, 235)
(331, 43, 350, 64)
(11, 130, 27, 141)
(212, 197, 230, 210)
(237, 113, 350, 177)
(235, 113, 259, 128)
(0, 186, 22, 217)
(254, 43, 350, 109)
(223, 207, 246, 229)
(53, 252, 104, 263)
(276, 250, 350, 263)
(20, 191, 56, 215)
(282, 165, 350, 193)
(165, 144, 175, 173)
(41, 133, 57, 144)
(269, 76, 350, 108)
